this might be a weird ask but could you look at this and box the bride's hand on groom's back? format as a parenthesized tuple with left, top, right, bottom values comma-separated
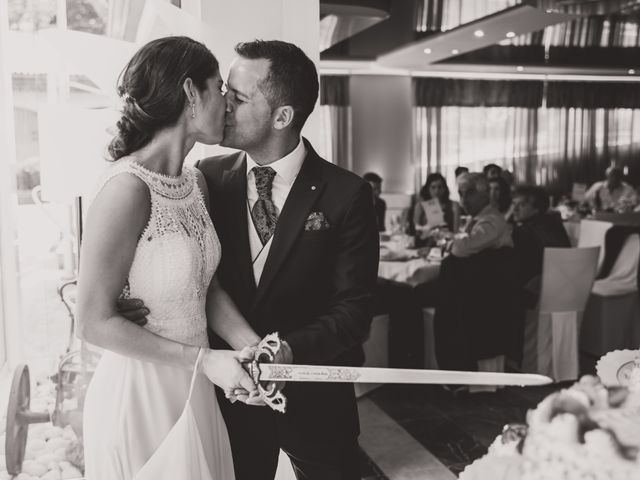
(201, 349, 260, 404)
(116, 298, 149, 326)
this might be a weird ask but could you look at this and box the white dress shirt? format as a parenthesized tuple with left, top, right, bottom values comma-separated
(585, 180, 638, 211)
(246, 138, 306, 284)
(451, 204, 513, 258)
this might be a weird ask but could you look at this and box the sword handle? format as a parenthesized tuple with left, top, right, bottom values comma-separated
(249, 332, 287, 413)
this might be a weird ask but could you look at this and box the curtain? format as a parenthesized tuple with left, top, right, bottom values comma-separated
(415, 0, 521, 32)
(413, 104, 640, 195)
(414, 78, 543, 108)
(413, 77, 640, 194)
(414, 106, 538, 190)
(320, 76, 351, 169)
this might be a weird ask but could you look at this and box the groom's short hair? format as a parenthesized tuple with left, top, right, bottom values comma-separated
(235, 40, 319, 133)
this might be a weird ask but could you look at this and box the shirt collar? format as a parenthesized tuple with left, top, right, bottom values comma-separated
(246, 138, 306, 186)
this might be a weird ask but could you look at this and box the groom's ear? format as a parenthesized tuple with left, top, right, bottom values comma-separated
(272, 106, 294, 130)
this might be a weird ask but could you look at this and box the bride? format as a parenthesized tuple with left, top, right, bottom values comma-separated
(77, 36, 262, 479)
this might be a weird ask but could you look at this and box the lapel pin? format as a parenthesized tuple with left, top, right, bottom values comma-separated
(311, 185, 316, 191)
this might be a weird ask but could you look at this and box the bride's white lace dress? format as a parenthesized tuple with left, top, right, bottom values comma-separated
(83, 160, 234, 479)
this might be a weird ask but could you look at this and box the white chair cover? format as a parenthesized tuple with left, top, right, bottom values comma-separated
(592, 234, 640, 296)
(577, 219, 613, 271)
(523, 247, 600, 382)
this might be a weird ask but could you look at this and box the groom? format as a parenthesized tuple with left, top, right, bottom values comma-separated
(200, 40, 379, 479)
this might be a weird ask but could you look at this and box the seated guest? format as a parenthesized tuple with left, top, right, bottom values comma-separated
(455, 166, 469, 180)
(414, 173, 461, 238)
(363, 172, 387, 231)
(585, 165, 637, 212)
(511, 185, 570, 307)
(429, 173, 520, 372)
(451, 173, 513, 257)
(488, 176, 512, 215)
(483, 163, 502, 180)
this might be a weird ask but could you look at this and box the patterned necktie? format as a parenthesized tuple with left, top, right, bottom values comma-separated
(251, 166, 278, 245)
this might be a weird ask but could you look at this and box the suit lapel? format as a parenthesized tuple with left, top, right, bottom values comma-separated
(253, 150, 325, 309)
(221, 154, 256, 299)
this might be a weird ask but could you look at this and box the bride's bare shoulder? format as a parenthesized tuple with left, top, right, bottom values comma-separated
(88, 169, 151, 233)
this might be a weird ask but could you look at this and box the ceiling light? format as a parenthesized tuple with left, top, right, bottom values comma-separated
(474, 30, 484, 38)
(516, 66, 524, 72)
(506, 31, 516, 38)
(451, 49, 459, 55)
(629, 69, 636, 75)
(423, 48, 432, 54)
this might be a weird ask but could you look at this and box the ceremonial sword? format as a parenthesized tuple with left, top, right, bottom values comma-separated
(247, 333, 552, 413)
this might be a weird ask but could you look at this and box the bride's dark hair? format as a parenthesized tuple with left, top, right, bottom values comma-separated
(108, 36, 219, 161)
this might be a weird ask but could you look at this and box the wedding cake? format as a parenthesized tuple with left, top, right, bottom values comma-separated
(460, 351, 640, 480)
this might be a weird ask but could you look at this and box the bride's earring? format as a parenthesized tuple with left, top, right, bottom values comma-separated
(191, 102, 196, 119)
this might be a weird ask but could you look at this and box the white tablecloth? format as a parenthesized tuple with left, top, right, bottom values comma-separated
(378, 258, 441, 286)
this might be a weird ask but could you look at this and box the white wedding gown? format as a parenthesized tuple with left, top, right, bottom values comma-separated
(83, 160, 234, 479)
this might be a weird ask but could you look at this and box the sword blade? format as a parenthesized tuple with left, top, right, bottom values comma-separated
(258, 364, 552, 386)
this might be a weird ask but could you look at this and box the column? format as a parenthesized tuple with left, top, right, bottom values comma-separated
(0, 0, 24, 367)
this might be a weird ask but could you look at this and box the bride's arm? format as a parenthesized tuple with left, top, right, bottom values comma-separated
(205, 277, 260, 349)
(194, 169, 261, 349)
(76, 173, 257, 396)
(76, 173, 199, 369)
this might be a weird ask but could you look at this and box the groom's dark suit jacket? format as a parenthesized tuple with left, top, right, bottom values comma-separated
(197, 139, 379, 450)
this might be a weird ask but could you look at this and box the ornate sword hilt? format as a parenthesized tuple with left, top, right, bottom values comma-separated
(248, 332, 287, 413)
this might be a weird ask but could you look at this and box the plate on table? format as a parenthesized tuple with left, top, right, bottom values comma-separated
(596, 349, 640, 386)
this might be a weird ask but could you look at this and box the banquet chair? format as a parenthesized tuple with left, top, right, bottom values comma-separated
(522, 247, 600, 382)
(577, 219, 613, 272)
(581, 233, 640, 357)
(355, 314, 390, 397)
(422, 307, 505, 393)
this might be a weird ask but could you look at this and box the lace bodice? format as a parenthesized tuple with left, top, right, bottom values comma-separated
(96, 160, 220, 347)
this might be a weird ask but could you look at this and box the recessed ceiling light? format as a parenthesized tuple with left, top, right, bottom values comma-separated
(506, 32, 516, 38)
(424, 48, 432, 54)
(451, 49, 459, 55)
(629, 69, 636, 74)
(474, 30, 484, 38)
(516, 66, 524, 72)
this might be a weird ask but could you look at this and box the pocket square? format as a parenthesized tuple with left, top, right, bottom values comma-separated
(304, 211, 331, 231)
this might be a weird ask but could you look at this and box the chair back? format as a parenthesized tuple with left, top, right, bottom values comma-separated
(577, 219, 613, 270)
(592, 234, 640, 296)
(539, 247, 600, 313)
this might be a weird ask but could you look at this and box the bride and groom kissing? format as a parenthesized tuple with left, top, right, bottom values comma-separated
(76, 36, 379, 479)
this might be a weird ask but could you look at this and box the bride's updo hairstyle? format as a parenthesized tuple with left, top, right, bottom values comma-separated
(108, 36, 219, 161)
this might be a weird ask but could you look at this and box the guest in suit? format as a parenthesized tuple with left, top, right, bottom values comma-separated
(511, 185, 570, 307)
(483, 163, 502, 180)
(198, 40, 379, 480)
(488, 176, 512, 215)
(414, 173, 461, 239)
(363, 172, 386, 231)
(455, 166, 469, 179)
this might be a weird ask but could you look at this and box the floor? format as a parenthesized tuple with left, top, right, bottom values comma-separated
(351, 354, 598, 479)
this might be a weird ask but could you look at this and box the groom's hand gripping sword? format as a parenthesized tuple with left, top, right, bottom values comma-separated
(248, 333, 553, 414)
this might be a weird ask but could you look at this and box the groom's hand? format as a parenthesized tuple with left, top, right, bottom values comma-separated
(116, 298, 149, 326)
